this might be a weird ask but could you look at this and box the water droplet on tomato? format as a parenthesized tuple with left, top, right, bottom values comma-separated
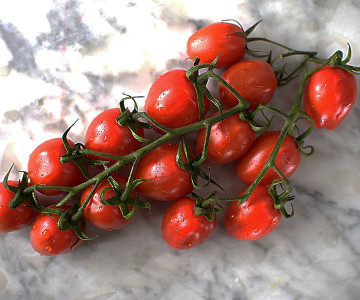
(45, 246, 52, 253)
(98, 205, 102, 210)
(42, 229, 49, 235)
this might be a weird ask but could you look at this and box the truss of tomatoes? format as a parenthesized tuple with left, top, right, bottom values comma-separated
(0, 20, 358, 256)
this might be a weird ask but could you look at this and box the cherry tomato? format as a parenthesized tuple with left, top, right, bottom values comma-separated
(304, 65, 357, 129)
(30, 205, 83, 256)
(161, 197, 216, 250)
(236, 131, 300, 186)
(187, 22, 246, 68)
(195, 110, 255, 164)
(80, 173, 133, 231)
(0, 181, 36, 233)
(218, 59, 277, 110)
(85, 108, 144, 165)
(223, 186, 281, 240)
(133, 144, 194, 201)
(144, 69, 210, 131)
(28, 138, 85, 196)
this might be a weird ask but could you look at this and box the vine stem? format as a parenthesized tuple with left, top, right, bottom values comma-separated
(202, 50, 342, 209)
(21, 104, 247, 206)
(16, 37, 350, 222)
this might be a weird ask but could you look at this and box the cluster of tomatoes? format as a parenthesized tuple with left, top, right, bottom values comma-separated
(0, 21, 357, 255)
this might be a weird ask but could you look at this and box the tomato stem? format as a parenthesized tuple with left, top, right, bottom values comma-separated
(9, 23, 360, 225)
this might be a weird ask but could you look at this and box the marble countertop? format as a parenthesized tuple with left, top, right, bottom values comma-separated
(1, 0, 360, 299)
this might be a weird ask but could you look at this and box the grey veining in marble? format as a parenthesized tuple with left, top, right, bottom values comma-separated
(1, 0, 360, 299)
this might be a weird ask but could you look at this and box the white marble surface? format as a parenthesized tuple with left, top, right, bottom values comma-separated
(1, 0, 360, 299)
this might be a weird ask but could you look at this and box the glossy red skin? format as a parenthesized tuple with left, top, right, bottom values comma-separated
(304, 65, 357, 129)
(236, 131, 300, 186)
(134, 144, 194, 201)
(145, 69, 210, 130)
(195, 111, 255, 164)
(30, 205, 83, 256)
(28, 138, 85, 196)
(80, 173, 132, 231)
(224, 186, 281, 240)
(187, 22, 246, 68)
(161, 197, 216, 250)
(85, 108, 144, 165)
(0, 181, 36, 233)
(219, 60, 277, 110)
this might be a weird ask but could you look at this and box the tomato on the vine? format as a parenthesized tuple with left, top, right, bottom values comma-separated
(187, 22, 246, 68)
(195, 110, 255, 164)
(80, 173, 133, 231)
(218, 59, 277, 110)
(85, 108, 144, 165)
(30, 205, 83, 256)
(134, 144, 194, 201)
(28, 138, 85, 196)
(161, 197, 216, 250)
(145, 69, 210, 130)
(0, 181, 36, 233)
(224, 185, 281, 240)
(236, 131, 301, 186)
(304, 65, 357, 129)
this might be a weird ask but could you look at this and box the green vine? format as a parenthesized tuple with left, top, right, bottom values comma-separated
(4, 20, 360, 236)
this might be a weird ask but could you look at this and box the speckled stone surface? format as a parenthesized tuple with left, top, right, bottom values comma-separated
(1, 1, 360, 299)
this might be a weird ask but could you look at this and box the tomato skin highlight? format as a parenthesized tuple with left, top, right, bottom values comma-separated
(161, 197, 216, 250)
(304, 65, 357, 129)
(30, 205, 83, 256)
(28, 138, 85, 196)
(134, 144, 194, 201)
(145, 69, 209, 130)
(218, 59, 277, 110)
(236, 131, 301, 186)
(85, 108, 144, 165)
(0, 181, 36, 233)
(224, 186, 281, 240)
(187, 22, 246, 68)
(195, 111, 255, 165)
(80, 173, 132, 231)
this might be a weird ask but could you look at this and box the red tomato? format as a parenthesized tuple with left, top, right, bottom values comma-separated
(161, 197, 216, 249)
(85, 108, 144, 165)
(218, 59, 277, 110)
(80, 173, 133, 231)
(30, 205, 83, 256)
(144, 69, 210, 131)
(28, 138, 85, 196)
(133, 144, 194, 201)
(0, 181, 36, 233)
(195, 111, 255, 164)
(236, 131, 300, 186)
(224, 186, 281, 240)
(304, 65, 357, 129)
(187, 22, 246, 68)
